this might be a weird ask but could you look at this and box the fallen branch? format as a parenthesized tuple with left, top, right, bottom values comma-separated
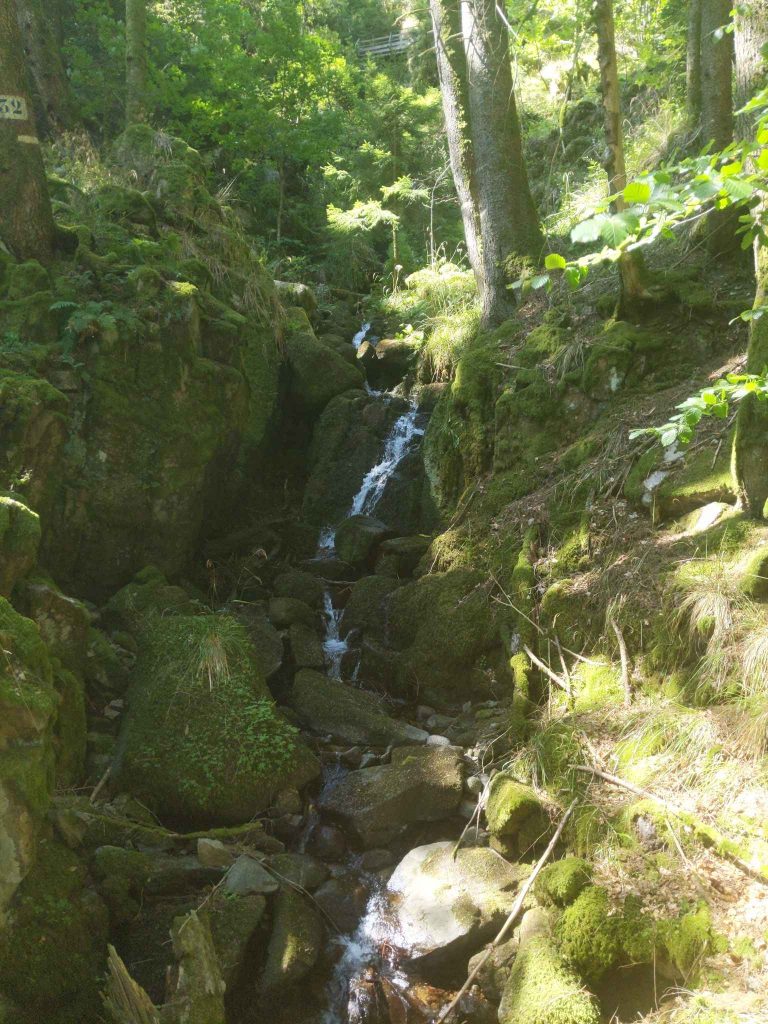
(102, 944, 160, 1024)
(90, 765, 112, 805)
(437, 799, 578, 1023)
(606, 607, 632, 707)
(523, 644, 572, 697)
(573, 765, 768, 886)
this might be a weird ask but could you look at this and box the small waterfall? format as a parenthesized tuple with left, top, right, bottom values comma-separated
(322, 590, 348, 679)
(352, 322, 371, 350)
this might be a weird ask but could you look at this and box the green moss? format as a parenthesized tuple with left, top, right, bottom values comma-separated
(0, 838, 108, 1023)
(493, 370, 565, 474)
(653, 444, 735, 522)
(498, 936, 601, 1024)
(535, 858, 592, 907)
(581, 320, 665, 400)
(660, 903, 714, 980)
(738, 541, 768, 599)
(52, 667, 86, 787)
(540, 580, 599, 651)
(260, 889, 322, 991)
(573, 662, 623, 711)
(485, 776, 550, 856)
(557, 886, 622, 985)
(4, 261, 50, 301)
(0, 496, 40, 597)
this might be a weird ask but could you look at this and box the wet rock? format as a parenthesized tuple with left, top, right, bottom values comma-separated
(289, 622, 326, 669)
(306, 823, 347, 861)
(362, 337, 420, 389)
(224, 854, 279, 895)
(314, 873, 372, 932)
(273, 569, 325, 608)
(335, 514, 391, 568)
(268, 595, 317, 629)
(290, 670, 428, 748)
(273, 787, 303, 816)
(163, 910, 226, 1024)
(260, 888, 323, 991)
(319, 745, 463, 848)
(468, 937, 518, 1002)
(383, 841, 530, 979)
(300, 555, 356, 581)
(341, 745, 364, 767)
(360, 848, 394, 872)
(265, 852, 329, 891)
(197, 838, 235, 869)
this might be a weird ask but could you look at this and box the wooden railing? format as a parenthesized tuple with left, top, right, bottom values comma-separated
(357, 33, 412, 58)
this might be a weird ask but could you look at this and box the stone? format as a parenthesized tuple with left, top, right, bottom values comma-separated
(319, 745, 464, 848)
(335, 514, 390, 568)
(260, 889, 323, 991)
(498, 936, 600, 1024)
(206, 893, 267, 989)
(0, 496, 40, 598)
(518, 906, 552, 944)
(275, 280, 318, 319)
(305, 823, 347, 862)
(426, 734, 452, 747)
(375, 534, 432, 579)
(341, 745, 363, 767)
(289, 622, 325, 669)
(360, 337, 420, 389)
(273, 787, 303, 816)
(197, 838, 235, 870)
(381, 841, 530, 977)
(224, 854, 279, 895)
(268, 596, 316, 629)
(485, 776, 551, 858)
(284, 307, 364, 419)
(535, 857, 592, 907)
(360, 848, 393, 872)
(467, 937, 519, 1002)
(264, 853, 329, 891)
(290, 670, 428, 748)
(163, 910, 227, 1024)
(314, 874, 372, 933)
(273, 569, 325, 608)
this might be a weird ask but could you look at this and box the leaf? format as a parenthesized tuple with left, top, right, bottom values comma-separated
(660, 427, 680, 446)
(571, 216, 606, 244)
(564, 266, 582, 289)
(531, 274, 550, 290)
(720, 160, 743, 177)
(623, 181, 652, 204)
(544, 253, 567, 270)
(722, 177, 754, 202)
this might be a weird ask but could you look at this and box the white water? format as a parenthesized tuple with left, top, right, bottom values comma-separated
(352, 322, 372, 350)
(322, 590, 348, 679)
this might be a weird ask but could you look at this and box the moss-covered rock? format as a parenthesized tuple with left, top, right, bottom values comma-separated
(0, 496, 40, 598)
(260, 889, 323, 992)
(335, 513, 390, 567)
(556, 886, 622, 985)
(485, 776, 551, 858)
(659, 903, 714, 980)
(581, 320, 666, 400)
(535, 858, 593, 907)
(0, 838, 108, 1024)
(115, 614, 320, 826)
(498, 935, 601, 1024)
(284, 307, 363, 419)
(163, 910, 226, 1024)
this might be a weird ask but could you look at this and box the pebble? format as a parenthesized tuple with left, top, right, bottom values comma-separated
(465, 775, 487, 796)
(426, 734, 451, 747)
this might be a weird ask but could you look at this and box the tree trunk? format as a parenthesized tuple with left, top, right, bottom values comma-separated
(462, 0, 542, 327)
(125, 0, 148, 126)
(593, 0, 647, 315)
(700, 0, 733, 150)
(733, 3, 768, 516)
(0, 0, 55, 264)
(15, 0, 75, 135)
(429, 0, 484, 298)
(686, 0, 702, 130)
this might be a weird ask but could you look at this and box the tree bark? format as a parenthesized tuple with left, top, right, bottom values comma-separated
(686, 0, 702, 130)
(15, 0, 75, 136)
(0, 0, 55, 264)
(593, 0, 647, 314)
(429, 0, 484, 298)
(735, 0, 768, 136)
(700, 0, 734, 150)
(125, 0, 148, 126)
(462, 0, 542, 327)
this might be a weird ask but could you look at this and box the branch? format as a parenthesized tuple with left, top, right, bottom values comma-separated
(606, 607, 632, 706)
(523, 644, 572, 697)
(436, 799, 578, 1023)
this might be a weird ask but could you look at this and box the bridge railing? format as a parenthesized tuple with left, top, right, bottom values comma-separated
(356, 33, 412, 57)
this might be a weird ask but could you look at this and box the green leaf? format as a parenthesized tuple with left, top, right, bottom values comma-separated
(722, 177, 754, 202)
(564, 266, 581, 289)
(571, 216, 606, 244)
(623, 181, 652, 204)
(530, 274, 550, 290)
(544, 253, 567, 270)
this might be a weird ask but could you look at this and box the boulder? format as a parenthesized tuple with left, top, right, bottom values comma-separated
(535, 857, 592, 907)
(498, 936, 600, 1024)
(162, 910, 226, 1024)
(314, 874, 372, 932)
(485, 776, 551, 858)
(289, 622, 325, 669)
(275, 281, 318, 319)
(379, 841, 529, 978)
(335, 514, 391, 568)
(290, 670, 427, 748)
(375, 534, 432, 578)
(260, 889, 323, 991)
(273, 569, 325, 608)
(319, 745, 463, 848)
(0, 495, 40, 598)
(15, 577, 90, 672)
(284, 307, 364, 419)
(206, 893, 267, 989)
(359, 337, 420, 390)
(264, 853, 329, 891)
(268, 596, 317, 630)
(342, 575, 401, 637)
(224, 854, 279, 896)
(114, 614, 320, 827)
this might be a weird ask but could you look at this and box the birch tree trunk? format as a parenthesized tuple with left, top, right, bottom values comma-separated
(462, 0, 542, 327)
(126, 0, 148, 126)
(593, 0, 647, 314)
(0, 0, 55, 264)
(686, 0, 702, 130)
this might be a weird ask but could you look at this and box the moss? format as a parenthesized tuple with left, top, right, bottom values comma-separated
(573, 662, 623, 711)
(52, 667, 86, 787)
(653, 444, 735, 523)
(96, 184, 158, 232)
(115, 613, 319, 826)
(737, 541, 768, 600)
(557, 886, 622, 985)
(498, 935, 601, 1024)
(660, 903, 714, 980)
(0, 496, 40, 597)
(0, 838, 108, 1023)
(4, 260, 50, 301)
(485, 776, 550, 856)
(260, 889, 322, 991)
(493, 370, 565, 474)
(581, 320, 665, 400)
(535, 858, 592, 907)
(540, 580, 598, 651)
(284, 308, 363, 418)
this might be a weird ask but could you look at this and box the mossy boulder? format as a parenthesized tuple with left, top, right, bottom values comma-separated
(335, 514, 390, 567)
(284, 307, 363, 419)
(342, 574, 401, 637)
(15, 577, 90, 672)
(96, 184, 158, 232)
(659, 903, 714, 980)
(102, 566, 196, 633)
(163, 910, 226, 1024)
(275, 280, 318, 319)
(739, 541, 768, 599)
(556, 886, 622, 985)
(580, 320, 666, 400)
(535, 858, 593, 907)
(260, 889, 323, 992)
(0, 496, 40, 598)
(0, 838, 108, 1024)
(485, 776, 551, 858)
(273, 569, 325, 608)
(652, 444, 735, 523)
(375, 534, 432, 578)
(498, 935, 601, 1024)
(115, 614, 320, 827)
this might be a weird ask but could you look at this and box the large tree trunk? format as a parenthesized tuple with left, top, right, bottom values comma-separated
(700, 0, 734, 149)
(0, 0, 55, 264)
(429, 0, 484, 298)
(126, 0, 148, 126)
(733, 2, 768, 516)
(462, 0, 542, 327)
(686, 0, 702, 130)
(593, 0, 647, 315)
(15, 0, 75, 135)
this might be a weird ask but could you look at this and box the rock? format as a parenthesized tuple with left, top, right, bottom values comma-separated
(197, 838, 235, 869)
(289, 622, 325, 669)
(273, 569, 325, 608)
(343, 575, 401, 638)
(556, 886, 621, 985)
(381, 841, 529, 978)
(284, 307, 364, 419)
(467, 937, 518, 1002)
(235, 603, 284, 678)
(335, 514, 391, 568)
(498, 936, 600, 1024)
(314, 873, 372, 932)
(425, 712, 454, 731)
(485, 776, 551, 858)
(426, 734, 452, 747)
(15, 576, 90, 673)
(535, 857, 592, 907)
(360, 337, 420, 390)
(360, 848, 394, 872)
(268, 596, 317, 629)
(265, 853, 329, 891)
(306, 823, 347, 861)
(466, 775, 487, 796)
(275, 281, 318, 319)
(518, 906, 552, 944)
(355, 638, 404, 695)
(359, 752, 379, 769)
(273, 787, 303, 816)
(290, 670, 428, 748)
(260, 888, 323, 991)
(375, 534, 432, 579)
(206, 893, 267, 989)
(93, 847, 223, 918)
(416, 705, 436, 721)
(319, 745, 464, 848)
(224, 854, 279, 896)
(114, 613, 320, 827)
(163, 910, 227, 1024)
(341, 745, 364, 768)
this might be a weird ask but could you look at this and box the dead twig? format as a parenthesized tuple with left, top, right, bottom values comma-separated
(523, 644, 572, 697)
(90, 765, 112, 805)
(607, 604, 632, 707)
